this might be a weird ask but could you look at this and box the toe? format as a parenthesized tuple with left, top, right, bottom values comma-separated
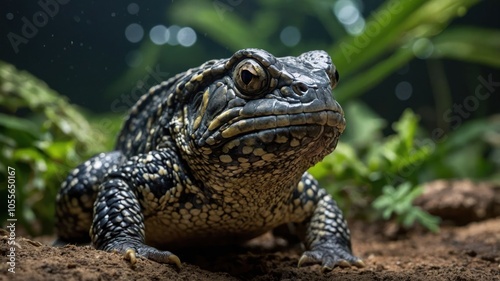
(354, 259, 365, 268)
(124, 248, 138, 265)
(136, 246, 182, 269)
(298, 247, 363, 271)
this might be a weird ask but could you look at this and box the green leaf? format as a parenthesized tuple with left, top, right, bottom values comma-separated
(392, 109, 420, 149)
(170, 1, 271, 51)
(415, 209, 441, 232)
(0, 113, 40, 137)
(372, 182, 439, 231)
(36, 140, 77, 161)
(432, 27, 500, 68)
(335, 44, 416, 102)
(330, 0, 428, 76)
(331, 0, 481, 101)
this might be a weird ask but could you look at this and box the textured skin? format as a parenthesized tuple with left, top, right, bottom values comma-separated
(55, 48, 362, 270)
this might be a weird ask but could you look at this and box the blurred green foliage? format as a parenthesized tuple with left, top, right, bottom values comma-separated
(0, 61, 111, 235)
(310, 103, 499, 231)
(1, 0, 500, 235)
(169, 0, 499, 103)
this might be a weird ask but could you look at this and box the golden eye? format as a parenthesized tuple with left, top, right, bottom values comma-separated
(233, 59, 269, 97)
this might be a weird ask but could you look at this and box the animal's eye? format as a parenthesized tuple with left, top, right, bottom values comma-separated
(241, 70, 253, 85)
(233, 59, 269, 97)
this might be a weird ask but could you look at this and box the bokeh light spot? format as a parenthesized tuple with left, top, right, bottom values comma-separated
(127, 3, 140, 15)
(280, 26, 301, 47)
(333, 0, 365, 35)
(412, 38, 434, 59)
(177, 27, 197, 47)
(395, 81, 413, 101)
(338, 5, 359, 25)
(345, 18, 365, 35)
(149, 25, 170, 45)
(125, 23, 144, 43)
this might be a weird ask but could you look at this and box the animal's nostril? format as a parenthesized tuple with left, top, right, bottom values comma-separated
(293, 82, 308, 95)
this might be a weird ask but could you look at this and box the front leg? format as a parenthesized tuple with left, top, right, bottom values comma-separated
(90, 150, 183, 268)
(55, 151, 125, 244)
(292, 173, 364, 271)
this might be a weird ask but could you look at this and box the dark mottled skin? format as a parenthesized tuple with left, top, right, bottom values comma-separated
(55, 48, 363, 270)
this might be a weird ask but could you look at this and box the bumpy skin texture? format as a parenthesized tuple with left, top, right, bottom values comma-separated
(55, 48, 363, 270)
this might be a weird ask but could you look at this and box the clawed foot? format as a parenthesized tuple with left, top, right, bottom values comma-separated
(110, 242, 181, 269)
(298, 243, 364, 272)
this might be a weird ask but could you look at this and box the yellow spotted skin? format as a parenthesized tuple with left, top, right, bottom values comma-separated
(55, 48, 362, 270)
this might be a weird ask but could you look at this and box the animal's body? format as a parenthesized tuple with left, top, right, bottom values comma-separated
(55, 49, 363, 270)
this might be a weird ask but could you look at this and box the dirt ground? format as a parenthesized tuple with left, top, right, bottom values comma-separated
(1, 180, 499, 280)
(0, 216, 498, 281)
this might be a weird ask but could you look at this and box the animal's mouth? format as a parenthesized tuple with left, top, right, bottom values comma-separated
(220, 110, 345, 139)
(200, 105, 345, 147)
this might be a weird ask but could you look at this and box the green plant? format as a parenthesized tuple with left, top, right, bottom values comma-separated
(309, 102, 499, 230)
(0, 61, 108, 235)
(372, 183, 440, 232)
